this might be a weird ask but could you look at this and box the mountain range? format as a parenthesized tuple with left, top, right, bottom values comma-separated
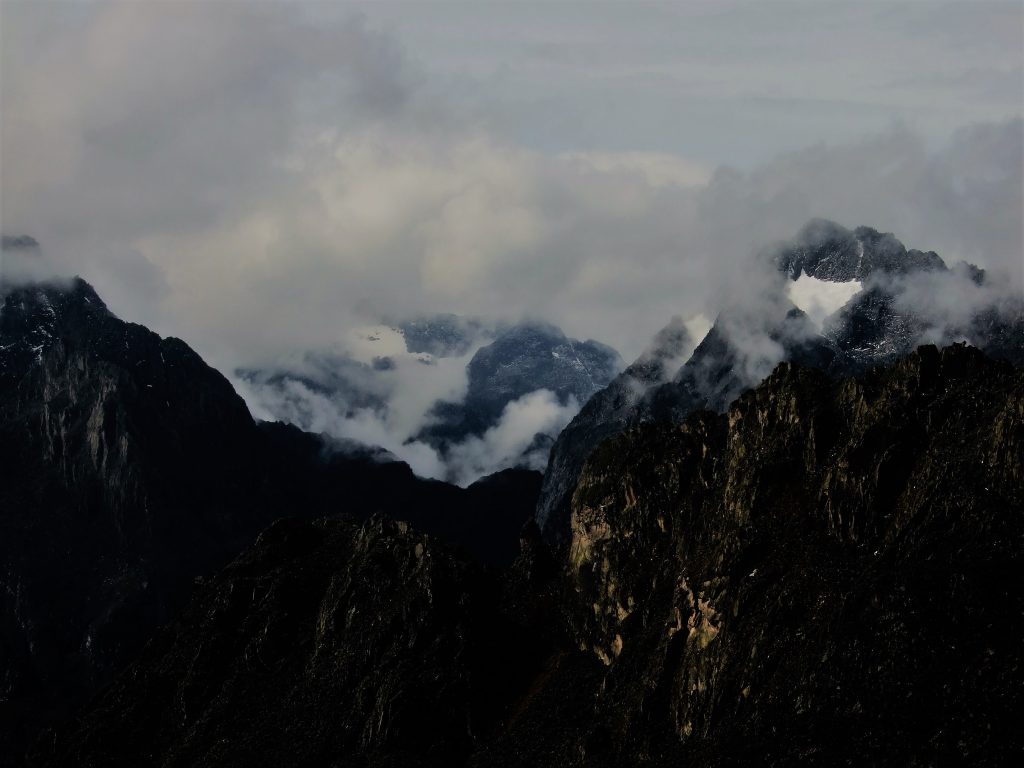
(536, 219, 1024, 544)
(2, 220, 1022, 766)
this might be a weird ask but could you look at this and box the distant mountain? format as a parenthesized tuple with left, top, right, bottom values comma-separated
(0, 235, 40, 252)
(775, 218, 946, 281)
(0, 277, 540, 764)
(396, 313, 500, 357)
(418, 321, 623, 452)
(536, 220, 1024, 544)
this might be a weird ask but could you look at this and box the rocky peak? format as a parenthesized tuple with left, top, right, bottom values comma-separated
(775, 218, 946, 281)
(465, 321, 622, 413)
(537, 220, 1020, 546)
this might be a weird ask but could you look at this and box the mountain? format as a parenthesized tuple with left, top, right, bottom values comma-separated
(418, 321, 623, 451)
(0, 277, 540, 764)
(0, 235, 40, 252)
(774, 218, 946, 280)
(32, 515, 555, 768)
(536, 220, 1024, 544)
(396, 313, 499, 357)
(36, 344, 1024, 766)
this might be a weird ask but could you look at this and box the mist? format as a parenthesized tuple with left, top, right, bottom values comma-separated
(2, 1, 1021, 477)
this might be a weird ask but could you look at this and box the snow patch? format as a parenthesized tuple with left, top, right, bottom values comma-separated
(345, 324, 408, 363)
(787, 275, 862, 330)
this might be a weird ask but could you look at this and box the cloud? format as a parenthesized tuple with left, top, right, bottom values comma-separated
(884, 263, 1024, 348)
(444, 389, 581, 486)
(2, 1, 1020, 379)
(241, 358, 581, 485)
(236, 322, 490, 457)
(241, 375, 446, 479)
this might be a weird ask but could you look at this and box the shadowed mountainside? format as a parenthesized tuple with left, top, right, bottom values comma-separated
(0, 278, 540, 765)
(34, 344, 1024, 767)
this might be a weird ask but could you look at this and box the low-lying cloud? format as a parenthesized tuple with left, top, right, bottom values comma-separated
(242, 362, 581, 484)
(444, 390, 580, 486)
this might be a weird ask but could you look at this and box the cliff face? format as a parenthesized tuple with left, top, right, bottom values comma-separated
(1, 279, 267, 758)
(38, 344, 1024, 767)
(0, 278, 541, 764)
(556, 344, 1023, 765)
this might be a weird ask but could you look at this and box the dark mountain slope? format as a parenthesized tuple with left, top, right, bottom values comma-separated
(35, 516, 550, 768)
(505, 343, 1022, 766)
(1, 278, 270, 754)
(41, 344, 1024, 767)
(0, 278, 539, 764)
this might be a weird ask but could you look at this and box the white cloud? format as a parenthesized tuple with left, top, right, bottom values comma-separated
(445, 390, 581, 486)
(2, 1, 1020, 380)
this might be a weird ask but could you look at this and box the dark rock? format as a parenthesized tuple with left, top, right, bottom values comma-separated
(33, 516, 551, 768)
(0, 278, 541, 764)
(545, 344, 1023, 766)
(774, 219, 945, 281)
(38, 344, 1024, 767)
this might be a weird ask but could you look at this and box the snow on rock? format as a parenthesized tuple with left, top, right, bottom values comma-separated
(788, 274, 862, 330)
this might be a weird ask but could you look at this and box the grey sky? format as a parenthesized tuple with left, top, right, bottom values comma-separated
(1, 0, 1021, 368)
(348, 1, 1023, 161)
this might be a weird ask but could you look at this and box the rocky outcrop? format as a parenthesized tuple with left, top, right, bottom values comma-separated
(551, 344, 1023, 765)
(773, 218, 946, 280)
(2, 278, 268, 759)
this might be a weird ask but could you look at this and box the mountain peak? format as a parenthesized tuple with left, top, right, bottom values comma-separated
(775, 219, 947, 282)
(1, 234, 41, 252)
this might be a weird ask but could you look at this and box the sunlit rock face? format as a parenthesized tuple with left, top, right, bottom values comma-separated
(545, 344, 1023, 766)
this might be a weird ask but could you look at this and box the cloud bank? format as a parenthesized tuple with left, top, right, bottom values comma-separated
(2, 2, 1021, 437)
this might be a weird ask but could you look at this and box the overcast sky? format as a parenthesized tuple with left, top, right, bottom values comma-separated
(2, 0, 1022, 367)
